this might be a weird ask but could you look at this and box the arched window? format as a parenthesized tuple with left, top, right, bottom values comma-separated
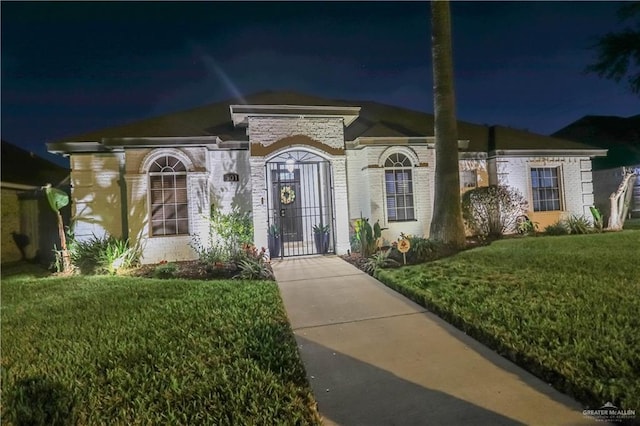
(384, 153, 415, 221)
(149, 155, 188, 236)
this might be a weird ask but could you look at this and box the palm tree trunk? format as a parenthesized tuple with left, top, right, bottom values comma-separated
(429, 0, 466, 248)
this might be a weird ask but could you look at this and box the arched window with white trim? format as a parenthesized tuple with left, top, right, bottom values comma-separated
(149, 155, 189, 236)
(384, 153, 415, 221)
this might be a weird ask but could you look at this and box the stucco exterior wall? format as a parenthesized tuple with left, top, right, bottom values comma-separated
(70, 153, 123, 241)
(1, 189, 22, 263)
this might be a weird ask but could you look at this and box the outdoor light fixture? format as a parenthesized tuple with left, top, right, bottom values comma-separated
(286, 158, 296, 173)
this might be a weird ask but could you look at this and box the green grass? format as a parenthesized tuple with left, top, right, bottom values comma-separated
(376, 231, 640, 410)
(623, 217, 640, 230)
(1, 273, 320, 425)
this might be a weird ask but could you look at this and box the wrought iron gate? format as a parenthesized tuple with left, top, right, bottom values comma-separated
(266, 151, 335, 258)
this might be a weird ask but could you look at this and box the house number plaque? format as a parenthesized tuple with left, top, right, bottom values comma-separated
(223, 173, 239, 182)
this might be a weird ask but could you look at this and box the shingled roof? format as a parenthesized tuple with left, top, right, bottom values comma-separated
(53, 90, 602, 155)
(552, 114, 640, 169)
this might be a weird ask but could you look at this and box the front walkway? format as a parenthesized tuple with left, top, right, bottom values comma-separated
(273, 256, 595, 426)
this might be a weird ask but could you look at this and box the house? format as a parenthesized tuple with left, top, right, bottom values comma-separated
(47, 91, 607, 264)
(552, 114, 640, 219)
(1, 140, 70, 264)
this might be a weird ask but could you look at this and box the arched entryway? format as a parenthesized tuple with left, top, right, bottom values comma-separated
(266, 150, 335, 257)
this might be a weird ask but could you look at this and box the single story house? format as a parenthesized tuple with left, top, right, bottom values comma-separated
(47, 91, 607, 264)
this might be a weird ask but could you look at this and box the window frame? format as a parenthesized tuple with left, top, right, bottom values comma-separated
(530, 166, 562, 212)
(384, 153, 416, 222)
(148, 155, 190, 237)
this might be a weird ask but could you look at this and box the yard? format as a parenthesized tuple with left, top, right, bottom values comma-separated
(376, 230, 640, 410)
(1, 270, 320, 425)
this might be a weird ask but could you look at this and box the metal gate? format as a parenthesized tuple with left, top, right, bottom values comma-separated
(266, 150, 335, 258)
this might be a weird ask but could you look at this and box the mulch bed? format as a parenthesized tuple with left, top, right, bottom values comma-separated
(127, 260, 239, 280)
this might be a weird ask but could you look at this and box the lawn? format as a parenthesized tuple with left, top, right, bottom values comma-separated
(1, 270, 320, 425)
(376, 231, 640, 410)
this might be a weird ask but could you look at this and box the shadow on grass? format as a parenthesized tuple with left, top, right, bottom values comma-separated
(4, 376, 76, 426)
(296, 335, 525, 426)
(1, 261, 50, 279)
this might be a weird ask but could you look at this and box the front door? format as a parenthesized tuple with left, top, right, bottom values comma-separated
(267, 150, 335, 257)
(272, 168, 303, 242)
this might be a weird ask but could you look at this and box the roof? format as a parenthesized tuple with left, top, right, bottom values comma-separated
(51, 90, 603, 155)
(1, 140, 69, 187)
(551, 114, 640, 169)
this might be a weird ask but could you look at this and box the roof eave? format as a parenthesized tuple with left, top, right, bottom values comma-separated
(489, 149, 608, 158)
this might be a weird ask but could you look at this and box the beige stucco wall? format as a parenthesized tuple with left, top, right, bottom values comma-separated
(1, 189, 22, 263)
(70, 153, 123, 241)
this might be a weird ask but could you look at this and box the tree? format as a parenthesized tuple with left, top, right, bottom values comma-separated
(607, 167, 638, 230)
(429, 0, 466, 248)
(44, 184, 72, 273)
(586, 2, 640, 95)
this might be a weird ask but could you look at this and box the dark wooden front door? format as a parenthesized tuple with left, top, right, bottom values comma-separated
(272, 169, 303, 242)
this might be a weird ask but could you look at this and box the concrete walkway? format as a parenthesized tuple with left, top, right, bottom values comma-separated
(273, 256, 596, 426)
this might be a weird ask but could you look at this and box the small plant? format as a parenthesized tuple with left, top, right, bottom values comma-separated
(191, 206, 253, 265)
(363, 250, 399, 275)
(69, 235, 140, 275)
(565, 215, 592, 235)
(589, 206, 604, 232)
(353, 216, 385, 257)
(516, 216, 539, 236)
(312, 224, 330, 234)
(152, 262, 178, 279)
(234, 244, 274, 280)
(267, 223, 280, 258)
(544, 221, 569, 236)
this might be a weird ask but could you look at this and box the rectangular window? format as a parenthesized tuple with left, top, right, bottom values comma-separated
(150, 174, 189, 236)
(385, 170, 415, 221)
(530, 167, 561, 211)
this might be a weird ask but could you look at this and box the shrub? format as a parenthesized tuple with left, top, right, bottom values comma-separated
(353, 217, 384, 257)
(234, 244, 274, 280)
(544, 221, 569, 236)
(152, 262, 178, 279)
(516, 216, 539, 236)
(363, 250, 398, 275)
(565, 215, 592, 234)
(461, 185, 528, 237)
(191, 206, 253, 264)
(387, 234, 446, 265)
(69, 235, 140, 275)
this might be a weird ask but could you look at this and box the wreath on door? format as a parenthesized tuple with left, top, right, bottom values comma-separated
(280, 186, 296, 205)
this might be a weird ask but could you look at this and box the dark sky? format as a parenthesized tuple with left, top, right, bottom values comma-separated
(2, 1, 638, 167)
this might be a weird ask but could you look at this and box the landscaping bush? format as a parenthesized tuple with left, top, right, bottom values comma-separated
(234, 244, 274, 280)
(461, 185, 528, 237)
(544, 221, 569, 236)
(191, 206, 253, 264)
(363, 250, 398, 275)
(2, 275, 319, 424)
(565, 215, 592, 234)
(68, 235, 140, 275)
(152, 262, 178, 279)
(376, 232, 640, 410)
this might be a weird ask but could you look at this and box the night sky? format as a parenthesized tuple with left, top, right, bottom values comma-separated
(2, 1, 638, 167)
